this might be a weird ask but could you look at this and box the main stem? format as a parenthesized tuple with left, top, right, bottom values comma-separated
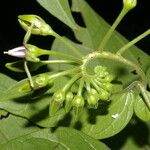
(48, 67, 81, 80)
(82, 52, 147, 87)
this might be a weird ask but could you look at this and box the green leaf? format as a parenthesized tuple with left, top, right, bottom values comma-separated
(78, 92, 134, 139)
(134, 95, 150, 122)
(0, 115, 109, 150)
(36, 0, 78, 29)
(0, 73, 17, 119)
(0, 73, 16, 93)
(0, 73, 66, 127)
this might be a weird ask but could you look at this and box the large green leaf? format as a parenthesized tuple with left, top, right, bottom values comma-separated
(36, 0, 78, 29)
(0, 73, 17, 118)
(0, 73, 16, 93)
(0, 115, 109, 150)
(0, 73, 67, 127)
(78, 92, 135, 139)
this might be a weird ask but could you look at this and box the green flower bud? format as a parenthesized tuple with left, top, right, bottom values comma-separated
(90, 88, 98, 95)
(123, 0, 137, 11)
(94, 66, 107, 74)
(34, 74, 50, 88)
(104, 74, 114, 82)
(72, 95, 85, 108)
(49, 90, 65, 116)
(18, 15, 54, 36)
(25, 44, 45, 62)
(102, 82, 113, 92)
(19, 74, 51, 93)
(49, 99, 62, 117)
(53, 90, 66, 103)
(65, 91, 74, 112)
(98, 88, 110, 101)
(87, 93, 98, 108)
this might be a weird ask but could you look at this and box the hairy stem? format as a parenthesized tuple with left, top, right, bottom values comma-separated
(40, 60, 79, 65)
(39, 50, 82, 63)
(48, 67, 81, 80)
(82, 51, 147, 87)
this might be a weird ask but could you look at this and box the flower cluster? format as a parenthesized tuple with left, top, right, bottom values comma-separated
(4, 0, 150, 119)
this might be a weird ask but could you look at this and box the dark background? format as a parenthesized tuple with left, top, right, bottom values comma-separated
(0, 0, 149, 78)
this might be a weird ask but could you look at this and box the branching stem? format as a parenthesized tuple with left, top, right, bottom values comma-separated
(82, 51, 147, 87)
(48, 67, 81, 80)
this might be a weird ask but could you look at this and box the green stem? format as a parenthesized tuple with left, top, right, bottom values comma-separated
(77, 77, 85, 96)
(85, 80, 91, 92)
(98, 7, 129, 51)
(138, 83, 150, 110)
(52, 32, 83, 58)
(48, 67, 81, 80)
(24, 61, 34, 88)
(63, 74, 81, 92)
(82, 51, 147, 87)
(40, 60, 79, 65)
(23, 23, 34, 44)
(117, 28, 150, 55)
(90, 80, 100, 92)
(41, 50, 81, 64)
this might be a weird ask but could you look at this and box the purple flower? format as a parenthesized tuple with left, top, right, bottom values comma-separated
(4, 46, 26, 58)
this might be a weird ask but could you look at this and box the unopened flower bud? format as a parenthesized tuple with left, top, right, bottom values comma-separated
(25, 44, 42, 62)
(72, 95, 85, 108)
(4, 46, 26, 58)
(18, 15, 54, 36)
(123, 0, 137, 11)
